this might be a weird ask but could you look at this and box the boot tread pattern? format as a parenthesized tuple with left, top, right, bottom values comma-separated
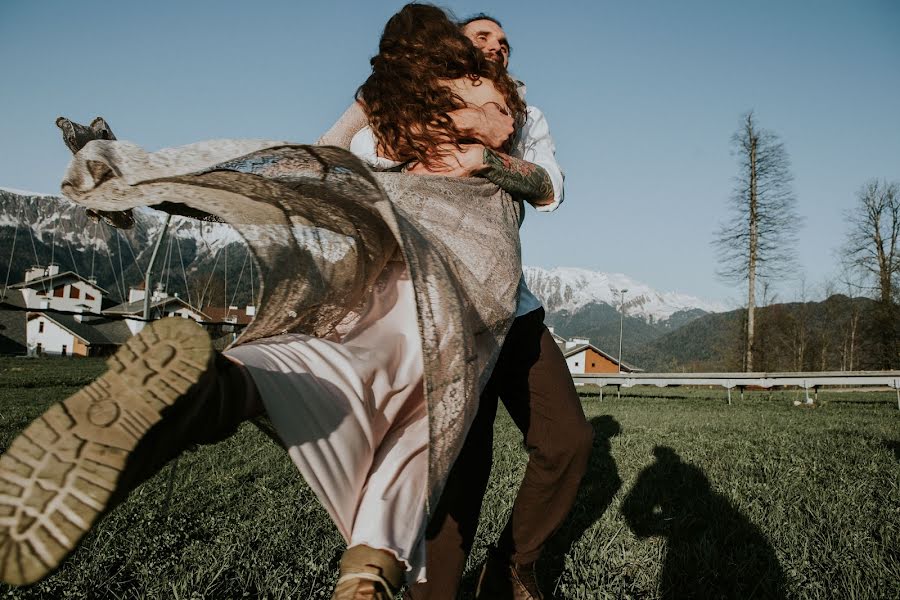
(0, 319, 212, 586)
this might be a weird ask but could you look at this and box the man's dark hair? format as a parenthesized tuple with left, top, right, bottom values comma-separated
(459, 13, 502, 28)
(458, 13, 511, 57)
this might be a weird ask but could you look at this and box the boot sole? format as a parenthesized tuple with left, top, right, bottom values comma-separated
(0, 318, 212, 586)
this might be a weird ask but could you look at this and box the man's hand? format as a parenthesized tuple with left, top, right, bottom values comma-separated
(406, 143, 488, 177)
(449, 104, 514, 149)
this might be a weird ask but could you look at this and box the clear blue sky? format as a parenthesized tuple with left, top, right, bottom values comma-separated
(1, 0, 898, 305)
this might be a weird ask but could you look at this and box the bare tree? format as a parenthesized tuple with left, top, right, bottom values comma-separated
(790, 276, 810, 371)
(836, 263, 866, 370)
(715, 112, 800, 371)
(842, 179, 900, 368)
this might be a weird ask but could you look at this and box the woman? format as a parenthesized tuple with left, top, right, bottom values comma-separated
(225, 6, 528, 597)
(0, 4, 527, 599)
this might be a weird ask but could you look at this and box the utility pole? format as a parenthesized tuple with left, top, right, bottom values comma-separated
(143, 214, 172, 322)
(617, 288, 628, 373)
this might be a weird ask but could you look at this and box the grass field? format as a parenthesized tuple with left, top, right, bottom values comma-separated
(0, 357, 898, 599)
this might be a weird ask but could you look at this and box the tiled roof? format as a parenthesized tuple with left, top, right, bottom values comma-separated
(11, 271, 109, 295)
(0, 291, 27, 354)
(31, 311, 132, 346)
(563, 343, 642, 372)
(104, 297, 209, 320)
(203, 306, 255, 325)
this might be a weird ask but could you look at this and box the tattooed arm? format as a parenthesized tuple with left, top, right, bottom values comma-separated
(405, 143, 555, 206)
(481, 148, 555, 206)
(406, 105, 563, 208)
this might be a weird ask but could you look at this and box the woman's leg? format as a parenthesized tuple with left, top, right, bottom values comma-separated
(350, 383, 429, 583)
(224, 336, 378, 541)
(224, 261, 427, 565)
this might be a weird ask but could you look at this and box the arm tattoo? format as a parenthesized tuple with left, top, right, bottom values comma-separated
(482, 148, 555, 205)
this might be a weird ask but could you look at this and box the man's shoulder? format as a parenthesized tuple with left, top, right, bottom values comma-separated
(525, 104, 546, 119)
(521, 104, 551, 139)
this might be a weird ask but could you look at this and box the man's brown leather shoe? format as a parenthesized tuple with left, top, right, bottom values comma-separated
(474, 549, 546, 600)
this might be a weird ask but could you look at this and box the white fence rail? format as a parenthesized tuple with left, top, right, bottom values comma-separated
(571, 371, 900, 409)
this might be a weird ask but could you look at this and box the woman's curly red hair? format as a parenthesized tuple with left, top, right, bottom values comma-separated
(357, 3, 526, 168)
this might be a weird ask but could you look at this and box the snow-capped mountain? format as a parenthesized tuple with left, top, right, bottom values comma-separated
(0, 188, 251, 306)
(1, 188, 722, 322)
(0, 187, 242, 258)
(524, 266, 724, 322)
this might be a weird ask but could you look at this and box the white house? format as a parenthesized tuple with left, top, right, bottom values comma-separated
(26, 311, 131, 357)
(105, 285, 210, 335)
(12, 264, 107, 315)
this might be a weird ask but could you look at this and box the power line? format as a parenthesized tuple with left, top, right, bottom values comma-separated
(175, 235, 193, 307)
(228, 249, 249, 315)
(2, 205, 22, 298)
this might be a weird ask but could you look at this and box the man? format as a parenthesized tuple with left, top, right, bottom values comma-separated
(406, 14, 594, 600)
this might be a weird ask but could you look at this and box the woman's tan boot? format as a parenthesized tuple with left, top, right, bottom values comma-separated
(0, 318, 254, 586)
(332, 544, 405, 599)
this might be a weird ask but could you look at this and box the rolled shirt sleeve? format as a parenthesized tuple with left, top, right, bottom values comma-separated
(513, 105, 565, 212)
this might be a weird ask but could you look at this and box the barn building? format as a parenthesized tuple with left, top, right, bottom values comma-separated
(547, 327, 642, 374)
(563, 342, 641, 374)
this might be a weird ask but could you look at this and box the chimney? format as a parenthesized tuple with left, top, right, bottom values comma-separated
(245, 305, 256, 317)
(39, 299, 50, 310)
(73, 306, 83, 323)
(547, 326, 555, 335)
(46, 264, 60, 277)
(128, 287, 145, 303)
(572, 337, 590, 345)
(24, 266, 45, 282)
(152, 282, 168, 301)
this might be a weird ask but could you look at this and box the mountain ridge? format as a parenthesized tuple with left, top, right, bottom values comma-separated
(2, 189, 724, 321)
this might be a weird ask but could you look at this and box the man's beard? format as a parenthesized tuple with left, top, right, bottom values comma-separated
(485, 52, 507, 68)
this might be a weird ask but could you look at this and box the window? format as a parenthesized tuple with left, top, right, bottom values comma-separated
(70, 287, 80, 299)
(61, 345, 67, 356)
(86, 293, 95, 301)
(36, 343, 42, 355)
(575, 362, 579, 366)
(592, 362, 596, 367)
(53, 286, 65, 297)
(38, 321, 44, 333)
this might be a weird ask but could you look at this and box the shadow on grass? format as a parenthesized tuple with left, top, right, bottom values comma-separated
(885, 440, 900, 462)
(827, 398, 896, 406)
(538, 415, 622, 591)
(580, 391, 724, 402)
(621, 446, 786, 599)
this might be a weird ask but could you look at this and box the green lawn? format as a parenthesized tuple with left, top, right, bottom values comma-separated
(0, 357, 898, 599)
